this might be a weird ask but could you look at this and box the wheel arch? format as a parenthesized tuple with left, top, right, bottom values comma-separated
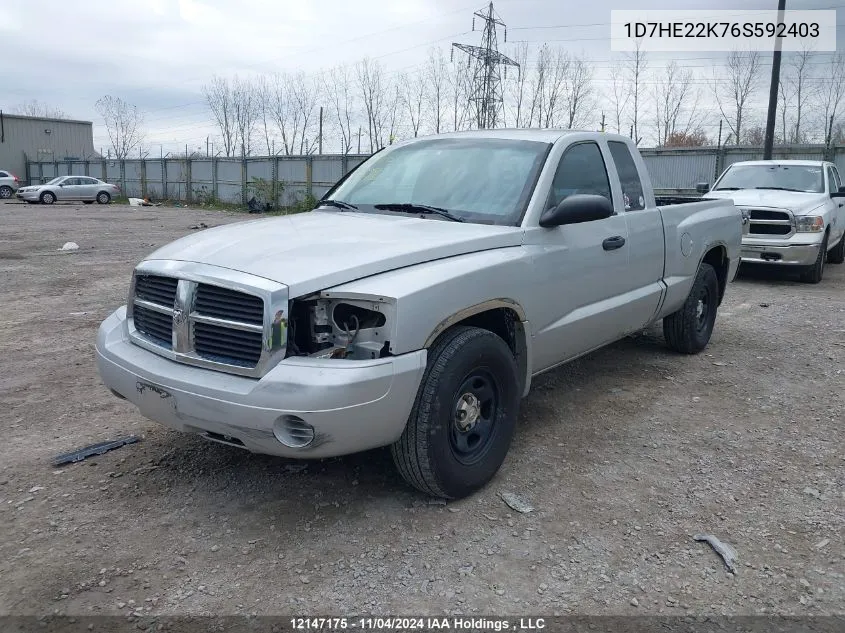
(424, 299, 532, 397)
(699, 244, 729, 305)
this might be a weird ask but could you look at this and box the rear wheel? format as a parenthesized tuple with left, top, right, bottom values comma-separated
(827, 232, 845, 264)
(96, 192, 111, 205)
(0, 186, 12, 199)
(800, 233, 828, 283)
(663, 262, 719, 354)
(40, 191, 55, 205)
(391, 326, 521, 499)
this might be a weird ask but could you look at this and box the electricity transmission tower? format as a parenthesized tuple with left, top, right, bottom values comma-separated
(451, 2, 519, 130)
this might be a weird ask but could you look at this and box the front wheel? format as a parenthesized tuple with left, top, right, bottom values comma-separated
(391, 326, 521, 499)
(800, 233, 828, 283)
(40, 191, 55, 205)
(827, 232, 845, 265)
(663, 262, 719, 354)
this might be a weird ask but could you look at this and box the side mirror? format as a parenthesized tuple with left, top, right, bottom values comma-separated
(695, 182, 710, 194)
(539, 194, 614, 228)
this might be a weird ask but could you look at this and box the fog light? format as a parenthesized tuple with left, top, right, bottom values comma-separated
(273, 414, 315, 448)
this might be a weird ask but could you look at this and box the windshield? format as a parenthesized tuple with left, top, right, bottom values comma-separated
(325, 137, 550, 225)
(714, 164, 824, 193)
(46, 177, 65, 185)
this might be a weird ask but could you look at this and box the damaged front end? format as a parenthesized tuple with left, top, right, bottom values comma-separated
(285, 292, 396, 361)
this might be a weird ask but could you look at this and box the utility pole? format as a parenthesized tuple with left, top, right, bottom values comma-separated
(763, 0, 786, 160)
(451, 2, 519, 129)
(318, 106, 323, 155)
(357, 127, 361, 154)
(206, 136, 210, 157)
(600, 112, 606, 133)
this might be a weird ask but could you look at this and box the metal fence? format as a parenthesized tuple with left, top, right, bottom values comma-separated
(24, 154, 371, 206)
(24, 143, 845, 203)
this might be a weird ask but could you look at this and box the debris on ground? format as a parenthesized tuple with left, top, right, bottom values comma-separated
(694, 533, 738, 574)
(814, 538, 830, 550)
(190, 222, 208, 230)
(59, 242, 79, 251)
(803, 486, 821, 499)
(129, 197, 162, 207)
(500, 492, 534, 514)
(52, 436, 141, 467)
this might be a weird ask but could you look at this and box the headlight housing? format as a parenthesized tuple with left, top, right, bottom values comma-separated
(795, 216, 824, 233)
(287, 293, 396, 360)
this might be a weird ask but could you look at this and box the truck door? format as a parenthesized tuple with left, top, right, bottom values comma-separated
(525, 140, 632, 371)
(606, 140, 665, 331)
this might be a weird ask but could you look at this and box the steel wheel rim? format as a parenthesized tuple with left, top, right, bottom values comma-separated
(98, 193, 108, 203)
(449, 368, 499, 466)
(44, 193, 54, 203)
(0, 188, 10, 199)
(695, 285, 711, 332)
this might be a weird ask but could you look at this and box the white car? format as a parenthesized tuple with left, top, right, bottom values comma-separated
(16, 175, 121, 205)
(703, 160, 845, 283)
(0, 169, 21, 199)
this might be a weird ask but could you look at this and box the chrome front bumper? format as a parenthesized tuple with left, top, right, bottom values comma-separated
(740, 240, 822, 266)
(96, 307, 427, 458)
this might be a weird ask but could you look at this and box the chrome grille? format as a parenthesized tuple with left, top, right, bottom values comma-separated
(132, 304, 172, 346)
(194, 321, 263, 366)
(126, 262, 288, 378)
(195, 284, 263, 325)
(744, 208, 794, 237)
(134, 274, 178, 306)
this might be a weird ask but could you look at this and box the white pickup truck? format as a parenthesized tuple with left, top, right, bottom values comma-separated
(96, 130, 743, 499)
(702, 160, 845, 283)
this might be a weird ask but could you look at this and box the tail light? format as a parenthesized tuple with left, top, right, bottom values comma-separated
(12, 175, 19, 183)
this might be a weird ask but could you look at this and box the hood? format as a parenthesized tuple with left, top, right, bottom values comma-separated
(705, 189, 828, 215)
(145, 210, 524, 297)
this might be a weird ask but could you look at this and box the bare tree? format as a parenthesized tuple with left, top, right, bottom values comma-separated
(625, 40, 648, 143)
(386, 80, 403, 145)
(713, 51, 762, 145)
(203, 75, 236, 157)
(609, 58, 629, 134)
(356, 58, 387, 152)
(94, 95, 144, 160)
(401, 71, 426, 138)
(425, 47, 449, 134)
(786, 48, 815, 143)
(256, 75, 275, 155)
(231, 75, 259, 157)
(818, 53, 845, 146)
(324, 65, 355, 154)
(527, 44, 550, 127)
(13, 99, 67, 119)
(505, 42, 530, 128)
(447, 58, 473, 131)
(562, 54, 594, 129)
(289, 72, 320, 154)
(653, 61, 700, 146)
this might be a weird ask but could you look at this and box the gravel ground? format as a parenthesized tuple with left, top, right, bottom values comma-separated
(0, 200, 843, 618)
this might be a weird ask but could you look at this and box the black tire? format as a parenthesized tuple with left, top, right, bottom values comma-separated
(827, 232, 845, 265)
(663, 262, 719, 354)
(391, 326, 521, 499)
(40, 191, 55, 205)
(96, 191, 111, 205)
(800, 232, 828, 283)
(0, 186, 12, 199)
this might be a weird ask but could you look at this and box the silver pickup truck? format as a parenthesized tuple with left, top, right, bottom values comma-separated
(702, 160, 845, 283)
(96, 130, 743, 499)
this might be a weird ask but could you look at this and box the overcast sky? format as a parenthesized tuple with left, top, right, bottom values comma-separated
(1, 0, 843, 153)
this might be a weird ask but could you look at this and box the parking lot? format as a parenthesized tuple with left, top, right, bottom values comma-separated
(0, 200, 843, 617)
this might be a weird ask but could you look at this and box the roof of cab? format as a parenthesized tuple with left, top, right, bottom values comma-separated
(395, 128, 634, 145)
(729, 159, 832, 167)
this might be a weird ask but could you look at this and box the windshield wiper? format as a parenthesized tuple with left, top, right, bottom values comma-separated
(754, 186, 807, 192)
(373, 202, 465, 222)
(713, 187, 741, 191)
(317, 199, 358, 211)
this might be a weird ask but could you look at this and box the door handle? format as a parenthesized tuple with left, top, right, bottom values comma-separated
(602, 235, 626, 251)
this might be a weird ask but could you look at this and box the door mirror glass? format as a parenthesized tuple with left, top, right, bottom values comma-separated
(539, 194, 614, 228)
(696, 182, 710, 194)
